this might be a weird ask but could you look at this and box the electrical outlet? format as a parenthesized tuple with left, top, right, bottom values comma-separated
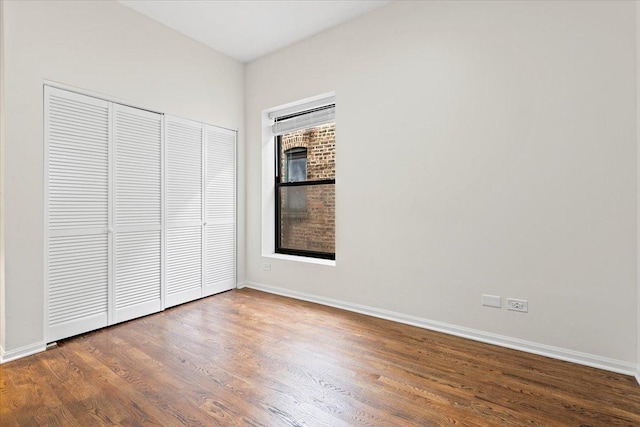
(482, 294, 501, 308)
(507, 298, 528, 312)
(262, 263, 271, 271)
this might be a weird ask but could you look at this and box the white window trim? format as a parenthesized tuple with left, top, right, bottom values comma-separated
(261, 92, 336, 266)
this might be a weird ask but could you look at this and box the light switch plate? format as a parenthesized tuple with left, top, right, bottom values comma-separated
(482, 294, 501, 308)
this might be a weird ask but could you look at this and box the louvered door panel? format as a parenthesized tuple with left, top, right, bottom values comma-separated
(205, 224, 235, 294)
(48, 92, 109, 230)
(167, 119, 202, 224)
(45, 87, 110, 341)
(166, 226, 202, 306)
(165, 116, 203, 307)
(113, 104, 162, 323)
(115, 230, 161, 320)
(204, 126, 236, 296)
(115, 105, 162, 227)
(47, 234, 109, 340)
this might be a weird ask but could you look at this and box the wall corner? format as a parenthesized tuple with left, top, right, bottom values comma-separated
(636, 0, 640, 383)
(0, 0, 7, 355)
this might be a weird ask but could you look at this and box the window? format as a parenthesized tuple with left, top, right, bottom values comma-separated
(282, 148, 307, 213)
(273, 103, 335, 260)
(285, 148, 307, 182)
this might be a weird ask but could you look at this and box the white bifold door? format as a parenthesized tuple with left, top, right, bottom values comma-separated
(45, 88, 163, 341)
(204, 125, 236, 296)
(45, 87, 111, 342)
(45, 87, 235, 343)
(165, 116, 236, 307)
(112, 104, 163, 323)
(165, 117, 204, 308)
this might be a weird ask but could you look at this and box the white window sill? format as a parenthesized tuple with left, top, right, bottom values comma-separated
(263, 253, 336, 266)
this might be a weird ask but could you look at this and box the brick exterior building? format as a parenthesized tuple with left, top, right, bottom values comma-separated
(279, 123, 335, 254)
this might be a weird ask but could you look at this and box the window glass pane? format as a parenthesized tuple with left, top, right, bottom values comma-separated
(279, 184, 335, 254)
(287, 155, 307, 182)
(280, 123, 335, 183)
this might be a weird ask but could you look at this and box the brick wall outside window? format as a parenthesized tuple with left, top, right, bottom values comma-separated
(279, 123, 335, 254)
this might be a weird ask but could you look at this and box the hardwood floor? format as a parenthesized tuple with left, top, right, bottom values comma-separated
(1, 288, 639, 426)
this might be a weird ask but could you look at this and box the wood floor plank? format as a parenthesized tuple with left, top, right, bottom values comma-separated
(1, 288, 639, 426)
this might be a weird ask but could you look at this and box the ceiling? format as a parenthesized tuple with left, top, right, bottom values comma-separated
(118, 0, 391, 63)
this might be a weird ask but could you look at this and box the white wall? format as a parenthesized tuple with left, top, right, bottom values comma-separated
(246, 0, 637, 365)
(2, 0, 244, 355)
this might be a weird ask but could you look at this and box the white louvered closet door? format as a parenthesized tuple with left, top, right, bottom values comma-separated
(165, 116, 203, 308)
(203, 125, 236, 296)
(113, 104, 163, 323)
(45, 87, 111, 342)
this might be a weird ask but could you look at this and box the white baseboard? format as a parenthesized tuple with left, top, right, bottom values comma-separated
(0, 341, 46, 364)
(238, 281, 637, 377)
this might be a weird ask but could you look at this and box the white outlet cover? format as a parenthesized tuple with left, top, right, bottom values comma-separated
(482, 294, 501, 308)
(507, 298, 528, 312)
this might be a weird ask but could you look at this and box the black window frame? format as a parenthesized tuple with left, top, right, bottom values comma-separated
(275, 121, 335, 260)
